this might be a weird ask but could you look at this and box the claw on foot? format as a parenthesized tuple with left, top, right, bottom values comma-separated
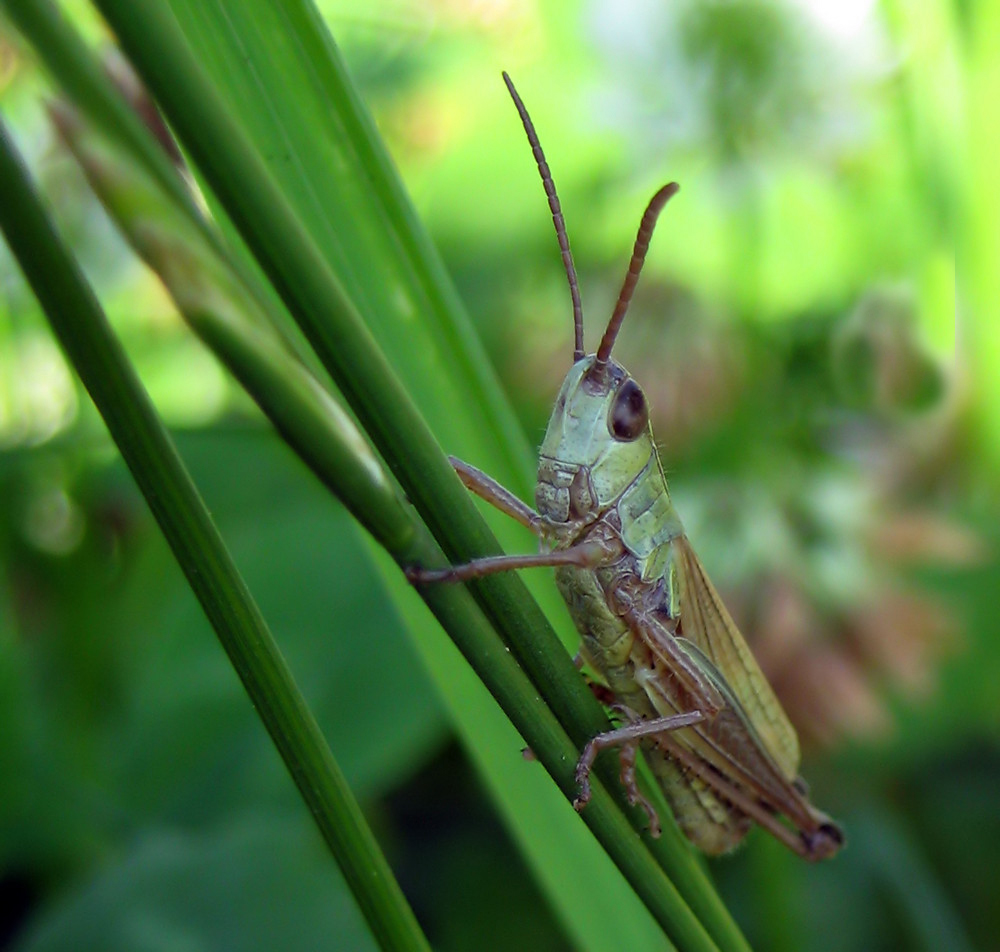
(619, 742, 661, 837)
(572, 784, 592, 815)
(405, 564, 455, 585)
(573, 735, 600, 813)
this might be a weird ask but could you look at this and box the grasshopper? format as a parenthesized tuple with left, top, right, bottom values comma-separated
(410, 73, 843, 861)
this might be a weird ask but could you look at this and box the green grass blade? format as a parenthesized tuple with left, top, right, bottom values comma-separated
(50, 71, 725, 952)
(166, 0, 533, 485)
(70, 1, 749, 948)
(2, 0, 196, 216)
(2, 8, 680, 944)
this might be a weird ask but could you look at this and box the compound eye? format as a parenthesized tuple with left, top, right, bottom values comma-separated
(609, 378, 648, 441)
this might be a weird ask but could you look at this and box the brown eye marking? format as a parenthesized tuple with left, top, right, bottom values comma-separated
(609, 378, 648, 441)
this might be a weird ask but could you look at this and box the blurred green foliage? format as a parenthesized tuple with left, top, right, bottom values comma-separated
(0, 0, 987, 950)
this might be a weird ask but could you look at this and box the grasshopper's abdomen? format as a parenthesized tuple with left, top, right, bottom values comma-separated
(554, 557, 753, 855)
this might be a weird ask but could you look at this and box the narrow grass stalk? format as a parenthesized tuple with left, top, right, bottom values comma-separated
(51, 102, 729, 952)
(0, 116, 432, 952)
(5, 0, 695, 933)
(61, 2, 750, 948)
(2, 0, 195, 215)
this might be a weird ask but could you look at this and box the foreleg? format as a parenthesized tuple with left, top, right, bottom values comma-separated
(450, 456, 542, 531)
(407, 538, 614, 584)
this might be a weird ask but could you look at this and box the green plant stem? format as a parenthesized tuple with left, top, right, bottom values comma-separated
(0, 116, 431, 952)
(965, 0, 1000, 470)
(66, 2, 749, 948)
(81, 0, 594, 717)
(52, 95, 725, 952)
(9, 1, 749, 946)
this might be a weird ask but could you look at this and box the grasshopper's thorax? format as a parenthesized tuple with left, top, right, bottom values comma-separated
(536, 356, 656, 527)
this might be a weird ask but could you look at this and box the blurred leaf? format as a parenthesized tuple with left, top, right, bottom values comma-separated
(12, 815, 379, 952)
(110, 426, 448, 820)
(904, 743, 1000, 950)
(0, 424, 447, 921)
(850, 807, 976, 952)
(678, 0, 814, 159)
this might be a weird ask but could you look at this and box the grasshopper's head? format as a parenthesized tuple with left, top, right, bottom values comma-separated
(536, 355, 654, 521)
(501, 72, 679, 523)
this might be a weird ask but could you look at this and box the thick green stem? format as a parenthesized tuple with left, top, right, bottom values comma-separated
(61, 2, 750, 947)
(50, 99, 726, 952)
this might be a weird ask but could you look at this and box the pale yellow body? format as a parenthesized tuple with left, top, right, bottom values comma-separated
(535, 356, 827, 855)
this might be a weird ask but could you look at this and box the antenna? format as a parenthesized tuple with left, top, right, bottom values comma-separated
(502, 72, 585, 361)
(595, 182, 679, 366)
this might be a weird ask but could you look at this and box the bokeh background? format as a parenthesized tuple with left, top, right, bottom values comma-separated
(0, 0, 986, 950)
